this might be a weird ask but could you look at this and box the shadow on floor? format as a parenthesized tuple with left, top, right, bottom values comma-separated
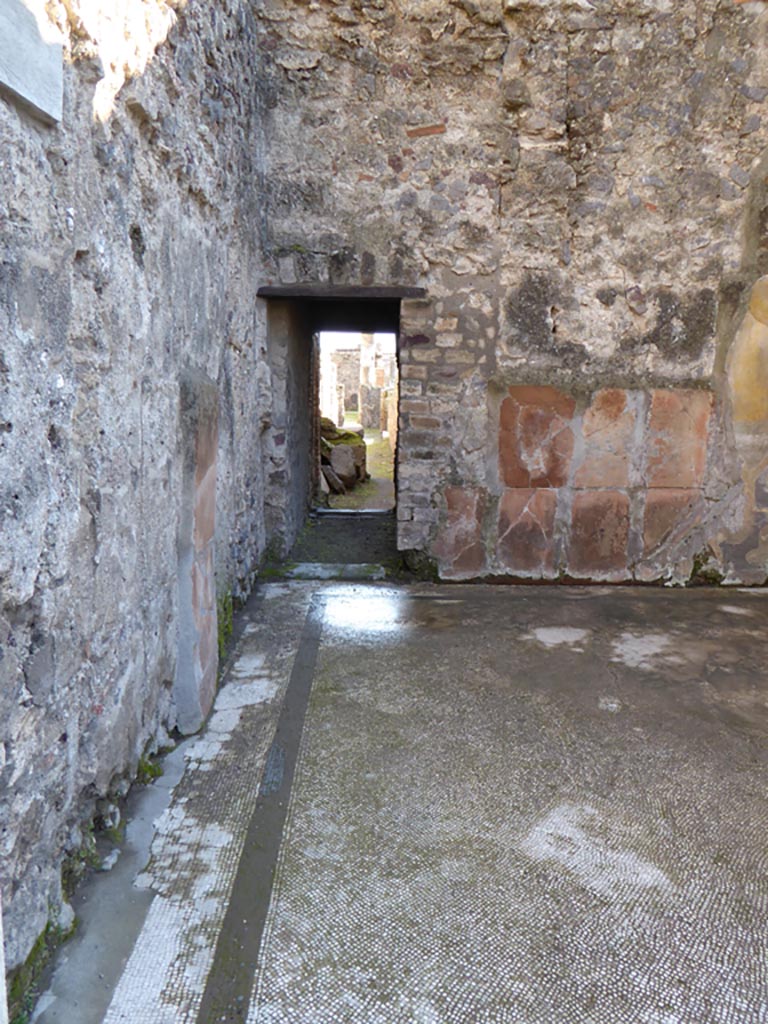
(289, 511, 398, 565)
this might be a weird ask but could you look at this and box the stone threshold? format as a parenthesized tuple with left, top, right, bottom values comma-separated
(284, 562, 388, 580)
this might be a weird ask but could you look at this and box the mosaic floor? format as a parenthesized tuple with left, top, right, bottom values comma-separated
(34, 583, 768, 1024)
(246, 586, 768, 1024)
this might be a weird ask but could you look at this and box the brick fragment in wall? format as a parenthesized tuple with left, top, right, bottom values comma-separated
(405, 123, 447, 139)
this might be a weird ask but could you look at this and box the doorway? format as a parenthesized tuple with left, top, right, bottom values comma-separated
(318, 330, 398, 512)
(257, 285, 426, 571)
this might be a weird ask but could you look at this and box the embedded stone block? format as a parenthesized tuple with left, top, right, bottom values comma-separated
(432, 486, 487, 577)
(329, 443, 358, 487)
(177, 372, 219, 735)
(646, 389, 713, 488)
(0, 0, 62, 123)
(643, 489, 703, 554)
(499, 385, 575, 488)
(497, 488, 557, 575)
(568, 491, 630, 577)
(575, 389, 636, 488)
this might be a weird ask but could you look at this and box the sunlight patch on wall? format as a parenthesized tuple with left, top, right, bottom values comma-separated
(47, 0, 187, 122)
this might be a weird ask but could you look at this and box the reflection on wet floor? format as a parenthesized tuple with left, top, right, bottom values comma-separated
(323, 589, 476, 637)
(323, 588, 407, 635)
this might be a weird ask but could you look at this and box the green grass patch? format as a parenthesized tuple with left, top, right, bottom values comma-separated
(136, 755, 163, 785)
(217, 591, 234, 664)
(329, 430, 395, 510)
(689, 550, 724, 586)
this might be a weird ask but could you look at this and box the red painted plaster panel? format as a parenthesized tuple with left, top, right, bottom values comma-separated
(497, 488, 557, 575)
(569, 490, 630, 577)
(647, 389, 713, 488)
(499, 386, 576, 488)
(643, 489, 703, 553)
(575, 389, 636, 488)
(432, 486, 487, 577)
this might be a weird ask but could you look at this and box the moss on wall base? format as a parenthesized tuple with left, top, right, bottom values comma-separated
(8, 918, 76, 1024)
(217, 592, 234, 668)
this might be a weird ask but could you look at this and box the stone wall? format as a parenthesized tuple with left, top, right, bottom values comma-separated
(331, 347, 360, 412)
(265, 300, 316, 544)
(255, 0, 768, 584)
(0, 0, 306, 976)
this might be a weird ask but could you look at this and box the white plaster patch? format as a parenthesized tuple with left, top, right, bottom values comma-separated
(530, 626, 590, 648)
(611, 631, 671, 669)
(185, 735, 226, 765)
(519, 803, 673, 899)
(206, 706, 243, 734)
(215, 677, 279, 709)
(229, 652, 267, 677)
(719, 604, 756, 617)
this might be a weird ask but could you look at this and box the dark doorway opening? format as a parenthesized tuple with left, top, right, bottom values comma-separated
(257, 285, 425, 572)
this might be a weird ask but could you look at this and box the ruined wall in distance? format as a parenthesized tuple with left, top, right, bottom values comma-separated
(254, 0, 768, 583)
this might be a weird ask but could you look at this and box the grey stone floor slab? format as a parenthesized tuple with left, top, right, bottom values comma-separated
(32, 583, 768, 1024)
(284, 563, 387, 580)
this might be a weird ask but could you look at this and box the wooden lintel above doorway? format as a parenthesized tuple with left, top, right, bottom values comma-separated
(256, 284, 427, 300)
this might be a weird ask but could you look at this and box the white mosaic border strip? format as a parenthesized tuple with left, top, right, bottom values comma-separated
(103, 584, 314, 1023)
